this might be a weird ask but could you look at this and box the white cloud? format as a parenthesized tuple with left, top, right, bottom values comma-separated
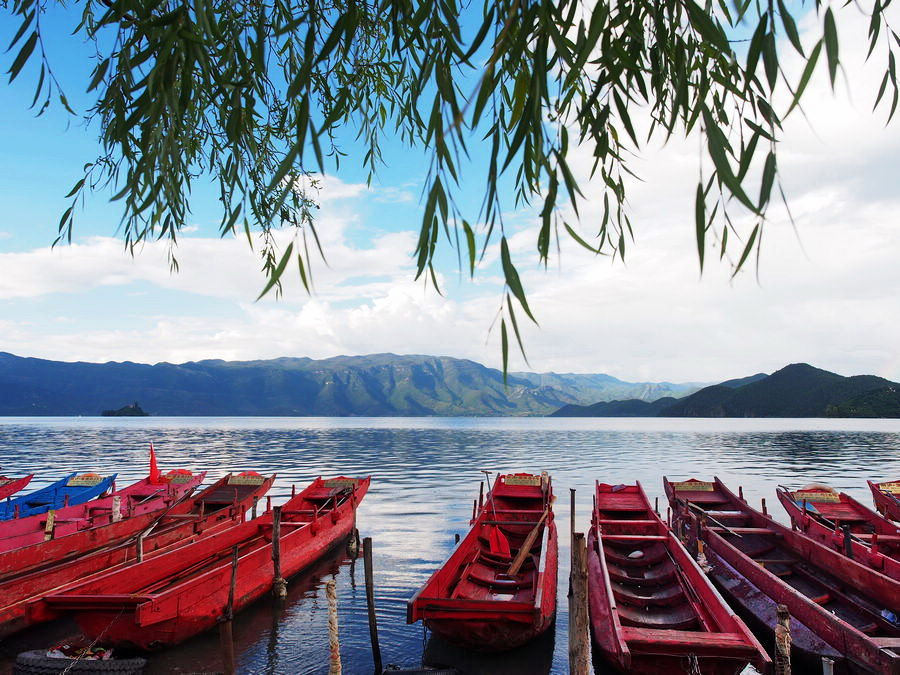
(1, 9, 899, 383)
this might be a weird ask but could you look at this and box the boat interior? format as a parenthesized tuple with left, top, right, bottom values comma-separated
(594, 484, 718, 634)
(669, 481, 900, 642)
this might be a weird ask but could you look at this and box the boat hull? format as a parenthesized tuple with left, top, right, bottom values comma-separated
(665, 476, 900, 674)
(0, 475, 33, 501)
(408, 472, 558, 652)
(0, 472, 274, 638)
(871, 480, 900, 522)
(0, 474, 205, 575)
(777, 486, 900, 580)
(587, 482, 767, 675)
(48, 476, 368, 650)
(422, 522, 557, 652)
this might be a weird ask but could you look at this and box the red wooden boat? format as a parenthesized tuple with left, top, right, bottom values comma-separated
(45, 475, 369, 649)
(407, 472, 557, 652)
(665, 477, 900, 673)
(870, 480, 900, 522)
(0, 471, 275, 638)
(0, 474, 33, 500)
(777, 484, 900, 580)
(588, 481, 769, 674)
(0, 471, 204, 555)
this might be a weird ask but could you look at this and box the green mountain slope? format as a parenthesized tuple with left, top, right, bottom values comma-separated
(661, 363, 897, 417)
(0, 352, 703, 417)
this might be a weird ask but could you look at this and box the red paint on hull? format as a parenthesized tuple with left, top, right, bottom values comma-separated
(408, 472, 557, 652)
(46, 476, 369, 649)
(871, 480, 900, 523)
(587, 481, 768, 675)
(665, 476, 900, 674)
(0, 475, 33, 500)
(0, 472, 274, 638)
(777, 486, 900, 580)
(0, 473, 206, 576)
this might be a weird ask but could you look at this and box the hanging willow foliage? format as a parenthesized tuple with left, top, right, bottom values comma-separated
(5, 0, 900, 373)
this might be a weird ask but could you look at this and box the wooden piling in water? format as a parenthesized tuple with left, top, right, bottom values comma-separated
(774, 603, 791, 675)
(327, 579, 342, 675)
(363, 537, 382, 673)
(272, 506, 287, 599)
(569, 488, 576, 546)
(219, 545, 239, 675)
(568, 531, 590, 675)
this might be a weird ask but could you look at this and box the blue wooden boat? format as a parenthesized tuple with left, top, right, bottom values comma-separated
(0, 473, 117, 520)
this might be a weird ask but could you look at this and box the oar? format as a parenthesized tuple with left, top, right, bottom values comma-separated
(686, 501, 742, 539)
(506, 508, 549, 576)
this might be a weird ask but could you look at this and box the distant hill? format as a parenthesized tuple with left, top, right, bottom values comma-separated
(552, 397, 678, 417)
(0, 352, 704, 417)
(553, 364, 900, 418)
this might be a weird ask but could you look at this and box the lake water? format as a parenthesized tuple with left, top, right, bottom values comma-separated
(0, 417, 899, 674)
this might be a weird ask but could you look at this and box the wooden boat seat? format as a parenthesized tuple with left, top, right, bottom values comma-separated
(606, 559, 675, 586)
(612, 580, 683, 607)
(618, 601, 697, 630)
(621, 627, 761, 657)
(466, 567, 531, 590)
(597, 518, 657, 527)
(604, 543, 668, 567)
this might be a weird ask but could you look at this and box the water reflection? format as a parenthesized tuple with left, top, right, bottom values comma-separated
(0, 417, 897, 674)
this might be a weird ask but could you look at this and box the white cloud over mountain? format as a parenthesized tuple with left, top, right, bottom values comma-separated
(1, 7, 899, 383)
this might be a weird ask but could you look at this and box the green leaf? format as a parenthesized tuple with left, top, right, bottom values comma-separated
(684, 0, 730, 52)
(87, 58, 110, 93)
(500, 236, 536, 323)
(506, 294, 529, 367)
(758, 151, 776, 209)
(778, 0, 804, 55)
(8, 31, 37, 83)
(695, 182, 705, 272)
(733, 224, 760, 275)
(257, 241, 294, 300)
(786, 40, 822, 116)
(500, 318, 509, 384)
(824, 7, 839, 86)
(462, 220, 476, 276)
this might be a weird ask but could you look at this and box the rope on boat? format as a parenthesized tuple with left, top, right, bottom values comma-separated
(327, 579, 342, 674)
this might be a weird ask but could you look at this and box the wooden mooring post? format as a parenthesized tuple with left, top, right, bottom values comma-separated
(272, 506, 287, 599)
(219, 545, 239, 675)
(568, 531, 590, 675)
(327, 579, 342, 675)
(363, 537, 383, 673)
(775, 603, 791, 675)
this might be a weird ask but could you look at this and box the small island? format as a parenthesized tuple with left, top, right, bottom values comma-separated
(101, 401, 149, 417)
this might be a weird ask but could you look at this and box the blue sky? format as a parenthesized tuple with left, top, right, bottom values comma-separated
(1, 5, 900, 383)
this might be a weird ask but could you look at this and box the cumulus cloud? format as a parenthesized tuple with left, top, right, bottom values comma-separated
(1, 9, 899, 383)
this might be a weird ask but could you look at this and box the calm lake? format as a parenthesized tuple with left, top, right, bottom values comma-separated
(0, 417, 899, 674)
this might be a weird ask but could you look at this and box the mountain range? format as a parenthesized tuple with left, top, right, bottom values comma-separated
(0, 352, 702, 417)
(552, 363, 900, 418)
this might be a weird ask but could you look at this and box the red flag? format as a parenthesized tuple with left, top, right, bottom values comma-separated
(149, 442, 161, 483)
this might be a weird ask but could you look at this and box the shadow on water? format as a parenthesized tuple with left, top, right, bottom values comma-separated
(421, 621, 556, 675)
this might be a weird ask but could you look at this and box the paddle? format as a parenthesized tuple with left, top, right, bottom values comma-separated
(506, 508, 549, 576)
